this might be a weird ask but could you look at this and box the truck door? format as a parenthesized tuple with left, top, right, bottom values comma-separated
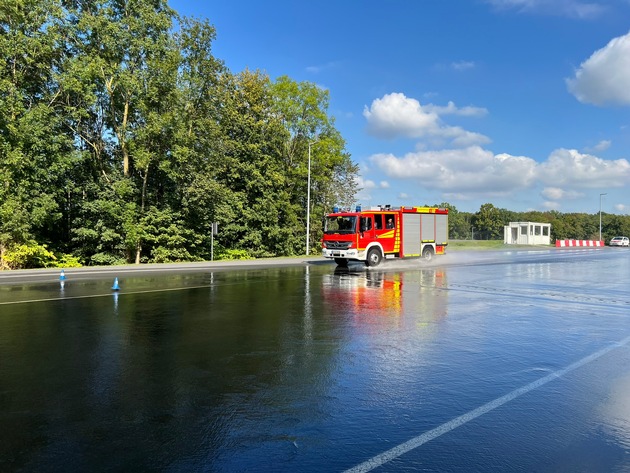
(374, 213, 396, 253)
(359, 215, 375, 250)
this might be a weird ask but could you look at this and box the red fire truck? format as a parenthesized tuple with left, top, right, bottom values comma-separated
(321, 205, 448, 267)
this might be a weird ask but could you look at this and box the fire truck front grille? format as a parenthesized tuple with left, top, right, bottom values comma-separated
(326, 241, 352, 250)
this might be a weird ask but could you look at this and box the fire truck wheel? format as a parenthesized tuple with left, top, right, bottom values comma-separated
(365, 248, 382, 267)
(422, 247, 434, 261)
(334, 258, 348, 267)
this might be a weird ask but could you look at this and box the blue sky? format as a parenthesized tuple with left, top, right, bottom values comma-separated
(170, 0, 630, 214)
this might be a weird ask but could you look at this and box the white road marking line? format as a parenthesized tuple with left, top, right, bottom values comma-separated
(344, 334, 630, 473)
(0, 275, 310, 306)
(0, 284, 216, 305)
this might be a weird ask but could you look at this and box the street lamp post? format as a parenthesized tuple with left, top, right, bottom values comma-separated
(306, 141, 315, 255)
(599, 193, 607, 242)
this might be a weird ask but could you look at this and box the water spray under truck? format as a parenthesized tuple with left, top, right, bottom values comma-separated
(321, 205, 449, 267)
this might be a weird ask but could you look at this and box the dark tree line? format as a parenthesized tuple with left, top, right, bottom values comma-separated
(445, 202, 630, 242)
(1, 0, 358, 269)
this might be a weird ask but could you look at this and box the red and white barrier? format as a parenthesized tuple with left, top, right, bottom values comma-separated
(555, 239, 604, 248)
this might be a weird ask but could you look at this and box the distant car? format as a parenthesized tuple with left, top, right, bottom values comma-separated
(609, 236, 629, 247)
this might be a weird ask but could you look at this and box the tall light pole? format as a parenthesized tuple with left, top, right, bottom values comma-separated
(306, 141, 316, 255)
(599, 192, 607, 242)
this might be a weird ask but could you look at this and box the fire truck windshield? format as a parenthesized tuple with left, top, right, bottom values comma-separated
(324, 216, 357, 234)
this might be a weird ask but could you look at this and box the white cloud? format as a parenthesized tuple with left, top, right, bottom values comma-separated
(584, 140, 611, 153)
(542, 201, 561, 210)
(538, 149, 630, 188)
(486, 0, 606, 19)
(541, 187, 584, 200)
(361, 91, 630, 210)
(305, 61, 339, 74)
(423, 101, 488, 117)
(370, 146, 537, 195)
(594, 139, 611, 151)
(432, 61, 477, 72)
(356, 190, 372, 202)
(442, 192, 474, 201)
(451, 60, 476, 71)
(356, 176, 390, 191)
(363, 93, 490, 146)
(355, 176, 373, 202)
(614, 203, 627, 213)
(540, 188, 564, 200)
(364, 93, 439, 139)
(446, 128, 492, 148)
(357, 176, 377, 190)
(567, 31, 630, 106)
(367, 146, 630, 202)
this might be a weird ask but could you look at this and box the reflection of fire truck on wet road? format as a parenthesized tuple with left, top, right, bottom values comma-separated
(321, 205, 448, 267)
(321, 269, 448, 323)
(324, 270, 404, 317)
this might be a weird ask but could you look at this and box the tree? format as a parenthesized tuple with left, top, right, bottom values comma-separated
(435, 202, 471, 239)
(211, 69, 299, 257)
(170, 17, 234, 261)
(270, 76, 359, 254)
(0, 0, 74, 266)
(472, 203, 503, 240)
(59, 0, 184, 264)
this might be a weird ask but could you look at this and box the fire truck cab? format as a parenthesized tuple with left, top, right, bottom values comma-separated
(321, 205, 448, 267)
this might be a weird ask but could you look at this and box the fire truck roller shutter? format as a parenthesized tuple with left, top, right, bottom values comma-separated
(402, 214, 421, 256)
(421, 214, 435, 241)
(436, 213, 448, 243)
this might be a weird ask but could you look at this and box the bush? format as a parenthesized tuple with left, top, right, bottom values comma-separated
(2, 243, 57, 269)
(150, 246, 194, 263)
(0, 243, 84, 269)
(90, 252, 127, 266)
(216, 248, 250, 261)
(55, 254, 83, 268)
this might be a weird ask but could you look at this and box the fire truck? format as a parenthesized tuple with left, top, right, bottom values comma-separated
(321, 205, 448, 267)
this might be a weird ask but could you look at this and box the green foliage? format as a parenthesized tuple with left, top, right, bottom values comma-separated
(0, 196, 31, 246)
(435, 202, 473, 240)
(270, 75, 357, 255)
(71, 179, 134, 265)
(89, 253, 127, 266)
(215, 248, 251, 261)
(2, 243, 56, 269)
(1, 1, 362, 269)
(472, 203, 504, 240)
(448, 240, 506, 250)
(463, 205, 630, 243)
(138, 207, 195, 263)
(54, 253, 83, 268)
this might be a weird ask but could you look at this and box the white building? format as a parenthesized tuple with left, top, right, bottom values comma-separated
(503, 222, 551, 245)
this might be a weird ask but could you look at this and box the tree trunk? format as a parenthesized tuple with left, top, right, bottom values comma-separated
(134, 165, 150, 265)
(0, 243, 5, 270)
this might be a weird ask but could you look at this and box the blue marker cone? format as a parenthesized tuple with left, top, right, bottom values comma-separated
(111, 277, 120, 291)
(59, 270, 66, 281)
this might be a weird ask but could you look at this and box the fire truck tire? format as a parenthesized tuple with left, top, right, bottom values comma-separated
(334, 258, 348, 267)
(365, 248, 382, 267)
(422, 247, 434, 261)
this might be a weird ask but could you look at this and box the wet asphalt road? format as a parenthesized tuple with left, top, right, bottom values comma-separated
(1, 247, 629, 472)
